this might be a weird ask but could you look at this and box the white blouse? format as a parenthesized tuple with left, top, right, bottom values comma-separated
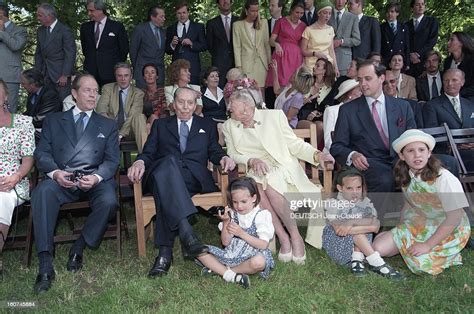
(218, 206, 275, 242)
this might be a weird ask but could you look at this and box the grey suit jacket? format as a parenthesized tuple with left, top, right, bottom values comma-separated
(130, 22, 166, 87)
(0, 21, 27, 83)
(329, 10, 360, 75)
(34, 109, 119, 181)
(34, 20, 76, 82)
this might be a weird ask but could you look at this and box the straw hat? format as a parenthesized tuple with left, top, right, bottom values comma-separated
(392, 129, 436, 154)
(334, 79, 359, 100)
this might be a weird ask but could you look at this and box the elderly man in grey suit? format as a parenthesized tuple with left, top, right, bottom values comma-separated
(130, 5, 166, 88)
(329, 0, 360, 76)
(0, 5, 27, 113)
(34, 3, 76, 102)
(31, 73, 120, 294)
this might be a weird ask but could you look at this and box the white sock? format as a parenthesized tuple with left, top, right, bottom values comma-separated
(223, 269, 236, 283)
(351, 251, 365, 262)
(366, 251, 385, 267)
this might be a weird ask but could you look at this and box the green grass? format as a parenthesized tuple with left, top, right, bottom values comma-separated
(1, 205, 474, 312)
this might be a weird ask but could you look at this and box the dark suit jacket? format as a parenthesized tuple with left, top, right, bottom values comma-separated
(80, 18, 129, 84)
(138, 115, 226, 194)
(380, 21, 410, 66)
(330, 95, 416, 165)
(444, 54, 474, 101)
(416, 72, 443, 102)
(406, 16, 439, 75)
(24, 86, 61, 129)
(206, 15, 237, 87)
(34, 109, 120, 181)
(301, 9, 317, 26)
(404, 98, 424, 128)
(130, 22, 166, 88)
(352, 15, 381, 60)
(165, 21, 207, 84)
(423, 94, 474, 129)
(34, 20, 76, 83)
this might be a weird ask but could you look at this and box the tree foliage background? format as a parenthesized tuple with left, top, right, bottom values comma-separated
(2, 0, 473, 74)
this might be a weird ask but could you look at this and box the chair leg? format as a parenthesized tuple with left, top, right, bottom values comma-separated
(116, 207, 122, 258)
(24, 206, 34, 267)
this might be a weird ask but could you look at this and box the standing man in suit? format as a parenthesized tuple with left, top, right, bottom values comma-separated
(380, 2, 410, 67)
(301, 0, 317, 26)
(130, 5, 166, 89)
(329, 0, 361, 76)
(406, 0, 439, 78)
(0, 5, 27, 113)
(34, 3, 76, 102)
(96, 62, 147, 152)
(348, 0, 380, 60)
(21, 69, 61, 140)
(31, 73, 119, 294)
(330, 60, 416, 193)
(416, 50, 443, 102)
(128, 87, 235, 277)
(206, 0, 238, 88)
(268, 0, 283, 35)
(80, 0, 129, 87)
(165, 2, 207, 85)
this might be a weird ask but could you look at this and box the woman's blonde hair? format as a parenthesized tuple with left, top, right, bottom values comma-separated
(288, 66, 314, 95)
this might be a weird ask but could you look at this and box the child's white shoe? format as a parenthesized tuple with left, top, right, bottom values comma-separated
(350, 260, 366, 277)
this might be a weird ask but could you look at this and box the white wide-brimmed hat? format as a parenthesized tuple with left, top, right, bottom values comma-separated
(335, 79, 359, 100)
(392, 129, 436, 154)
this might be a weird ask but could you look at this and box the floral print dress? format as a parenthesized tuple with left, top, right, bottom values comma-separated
(391, 169, 471, 275)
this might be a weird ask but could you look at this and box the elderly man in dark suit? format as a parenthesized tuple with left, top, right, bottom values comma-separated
(0, 5, 27, 112)
(206, 0, 238, 88)
(130, 5, 166, 88)
(423, 69, 474, 129)
(165, 2, 207, 85)
(416, 50, 443, 102)
(80, 0, 129, 87)
(329, 0, 361, 76)
(21, 69, 61, 140)
(380, 2, 410, 67)
(331, 60, 416, 193)
(34, 3, 76, 102)
(128, 87, 235, 278)
(348, 0, 380, 60)
(406, 0, 439, 78)
(31, 74, 120, 294)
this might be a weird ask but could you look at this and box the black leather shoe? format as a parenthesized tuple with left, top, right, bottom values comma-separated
(66, 253, 83, 272)
(148, 256, 172, 278)
(34, 272, 55, 294)
(181, 236, 209, 259)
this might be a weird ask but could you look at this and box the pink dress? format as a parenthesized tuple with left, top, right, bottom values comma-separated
(266, 18, 305, 87)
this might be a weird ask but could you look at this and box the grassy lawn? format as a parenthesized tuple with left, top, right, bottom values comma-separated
(1, 205, 473, 312)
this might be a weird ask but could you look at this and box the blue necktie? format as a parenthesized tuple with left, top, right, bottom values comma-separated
(75, 112, 87, 141)
(179, 120, 189, 153)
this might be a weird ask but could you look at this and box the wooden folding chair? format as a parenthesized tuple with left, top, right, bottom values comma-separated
(24, 171, 126, 266)
(133, 167, 229, 257)
(445, 125, 474, 195)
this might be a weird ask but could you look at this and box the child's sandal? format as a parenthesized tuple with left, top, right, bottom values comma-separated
(350, 260, 366, 277)
(370, 263, 404, 281)
(234, 273, 250, 289)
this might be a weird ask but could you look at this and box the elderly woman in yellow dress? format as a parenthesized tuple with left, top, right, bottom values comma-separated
(0, 79, 35, 276)
(223, 81, 334, 264)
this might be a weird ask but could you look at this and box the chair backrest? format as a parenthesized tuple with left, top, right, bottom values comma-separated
(420, 124, 449, 143)
(445, 125, 474, 175)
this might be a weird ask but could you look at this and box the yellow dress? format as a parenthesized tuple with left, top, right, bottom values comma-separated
(223, 109, 325, 248)
(302, 25, 334, 69)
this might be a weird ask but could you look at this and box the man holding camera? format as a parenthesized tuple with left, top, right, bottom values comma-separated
(31, 74, 120, 294)
(165, 1, 207, 85)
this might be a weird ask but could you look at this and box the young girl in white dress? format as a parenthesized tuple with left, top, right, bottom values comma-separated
(197, 177, 275, 288)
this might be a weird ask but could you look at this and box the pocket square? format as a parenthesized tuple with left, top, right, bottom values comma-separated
(108, 32, 116, 37)
(471, 112, 474, 118)
(97, 133, 105, 138)
(199, 129, 206, 133)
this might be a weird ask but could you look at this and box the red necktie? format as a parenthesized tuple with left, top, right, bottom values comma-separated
(371, 100, 389, 149)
